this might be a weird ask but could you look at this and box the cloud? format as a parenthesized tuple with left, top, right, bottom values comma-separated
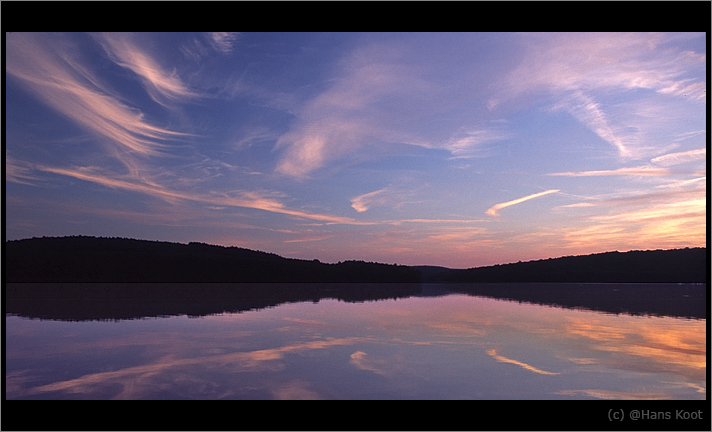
(349, 351, 390, 375)
(35, 164, 366, 225)
(555, 186, 706, 252)
(491, 33, 706, 159)
(553, 91, 632, 157)
(272, 33, 704, 179)
(549, 146, 706, 178)
(209, 32, 240, 54)
(274, 128, 331, 179)
(273, 34, 506, 178)
(273, 52, 415, 178)
(651, 148, 706, 166)
(486, 189, 560, 217)
(5, 157, 43, 186)
(654, 177, 706, 189)
(442, 127, 509, 159)
(93, 33, 201, 106)
(497, 33, 706, 101)
(5, 33, 191, 163)
(282, 234, 337, 244)
(549, 166, 674, 177)
(350, 187, 408, 213)
(271, 380, 322, 400)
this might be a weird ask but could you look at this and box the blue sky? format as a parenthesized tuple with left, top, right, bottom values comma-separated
(5, 32, 707, 268)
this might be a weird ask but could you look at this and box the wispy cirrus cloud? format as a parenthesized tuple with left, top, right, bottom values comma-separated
(5, 33, 191, 162)
(349, 351, 390, 375)
(553, 91, 632, 157)
(274, 47, 423, 178)
(486, 189, 560, 217)
(93, 33, 202, 107)
(351, 188, 389, 213)
(178, 32, 240, 63)
(350, 186, 418, 213)
(554, 185, 706, 252)
(490, 33, 706, 159)
(209, 32, 240, 54)
(651, 148, 706, 166)
(494, 33, 706, 103)
(550, 147, 706, 178)
(442, 126, 509, 159)
(5, 157, 43, 186)
(35, 164, 364, 225)
(549, 166, 674, 177)
(274, 34, 508, 179)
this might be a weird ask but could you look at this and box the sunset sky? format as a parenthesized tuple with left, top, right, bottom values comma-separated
(5, 32, 707, 268)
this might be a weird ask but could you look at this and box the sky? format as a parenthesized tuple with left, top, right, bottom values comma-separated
(5, 32, 707, 268)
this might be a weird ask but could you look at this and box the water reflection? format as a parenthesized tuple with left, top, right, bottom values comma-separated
(5, 283, 421, 321)
(443, 282, 706, 319)
(486, 349, 560, 375)
(11, 337, 365, 399)
(6, 282, 705, 322)
(5, 288, 706, 400)
(562, 314, 706, 383)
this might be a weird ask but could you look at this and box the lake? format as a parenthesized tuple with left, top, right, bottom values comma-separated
(5, 283, 706, 402)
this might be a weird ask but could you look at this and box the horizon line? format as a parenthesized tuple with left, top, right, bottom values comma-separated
(6, 234, 705, 270)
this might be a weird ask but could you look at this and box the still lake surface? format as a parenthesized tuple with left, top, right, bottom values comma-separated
(5, 283, 706, 400)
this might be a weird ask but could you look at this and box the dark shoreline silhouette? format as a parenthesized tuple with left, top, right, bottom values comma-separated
(4, 236, 707, 283)
(442, 248, 707, 283)
(5, 236, 420, 283)
(4, 236, 707, 321)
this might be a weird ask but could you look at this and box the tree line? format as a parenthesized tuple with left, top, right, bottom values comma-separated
(4, 236, 421, 283)
(445, 248, 707, 283)
(4, 236, 706, 284)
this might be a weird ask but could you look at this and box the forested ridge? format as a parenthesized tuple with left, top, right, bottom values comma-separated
(445, 248, 707, 283)
(4, 236, 420, 283)
(4, 236, 707, 283)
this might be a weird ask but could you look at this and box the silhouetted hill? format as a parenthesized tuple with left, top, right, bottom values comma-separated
(4, 237, 707, 320)
(411, 266, 456, 283)
(4, 236, 421, 283)
(4, 236, 706, 284)
(445, 248, 707, 283)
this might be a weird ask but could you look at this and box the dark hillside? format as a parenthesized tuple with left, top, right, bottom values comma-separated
(446, 248, 707, 283)
(4, 237, 706, 284)
(4, 236, 421, 283)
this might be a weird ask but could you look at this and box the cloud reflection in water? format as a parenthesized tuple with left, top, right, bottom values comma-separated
(5, 291, 706, 400)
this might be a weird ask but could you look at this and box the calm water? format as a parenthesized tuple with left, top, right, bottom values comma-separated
(5, 283, 706, 400)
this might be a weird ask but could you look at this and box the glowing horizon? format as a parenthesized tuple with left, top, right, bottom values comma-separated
(5, 33, 706, 268)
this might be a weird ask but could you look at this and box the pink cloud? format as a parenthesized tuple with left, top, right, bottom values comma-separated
(486, 189, 560, 217)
